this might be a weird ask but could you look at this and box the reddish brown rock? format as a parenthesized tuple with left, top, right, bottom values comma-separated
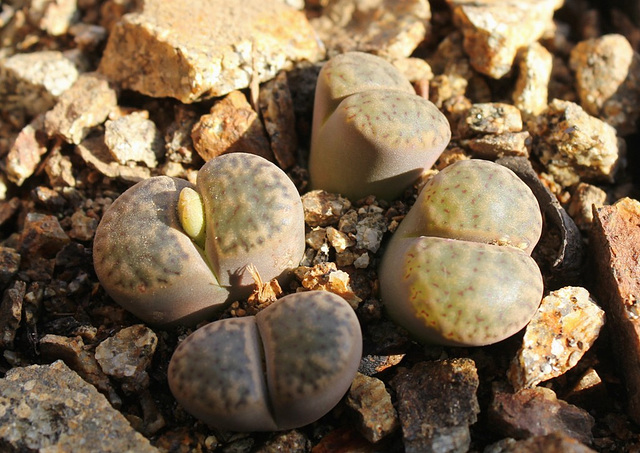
(191, 90, 273, 162)
(0, 280, 25, 350)
(259, 71, 297, 169)
(19, 212, 70, 258)
(591, 197, 640, 424)
(390, 358, 479, 453)
(488, 385, 595, 445)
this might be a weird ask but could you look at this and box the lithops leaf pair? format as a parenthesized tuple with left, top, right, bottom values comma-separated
(93, 153, 305, 326)
(168, 291, 362, 431)
(379, 159, 544, 346)
(309, 51, 451, 201)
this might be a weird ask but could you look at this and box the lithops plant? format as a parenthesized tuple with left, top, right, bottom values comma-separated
(379, 159, 544, 346)
(168, 290, 362, 431)
(93, 152, 305, 326)
(309, 51, 451, 201)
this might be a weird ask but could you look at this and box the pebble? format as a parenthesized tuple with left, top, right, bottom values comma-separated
(4, 115, 48, 186)
(447, 0, 562, 78)
(191, 90, 273, 163)
(488, 385, 595, 446)
(312, 427, 377, 453)
(513, 42, 553, 117)
(530, 99, 620, 187)
(390, 358, 479, 453)
(28, 0, 77, 36)
(567, 182, 607, 232)
(0, 246, 21, 288)
(459, 102, 523, 136)
(255, 430, 310, 452)
(68, 210, 99, 241)
(311, 0, 431, 59)
(485, 432, 596, 453)
(44, 148, 76, 187)
(0, 50, 79, 116)
(591, 197, 640, 424)
(259, 71, 298, 169)
(508, 286, 605, 391)
(570, 33, 640, 135)
(293, 262, 362, 309)
(75, 134, 151, 182)
(44, 72, 118, 144)
(354, 210, 387, 253)
(39, 334, 122, 408)
(0, 361, 158, 452)
(94, 324, 158, 393)
(346, 372, 399, 443)
(465, 131, 530, 159)
(326, 226, 355, 253)
(19, 212, 70, 259)
(301, 190, 352, 227)
(104, 111, 163, 168)
(98, 0, 323, 102)
(164, 104, 199, 164)
(0, 280, 25, 350)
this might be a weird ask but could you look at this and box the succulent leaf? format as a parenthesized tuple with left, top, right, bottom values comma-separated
(379, 159, 544, 346)
(310, 51, 451, 201)
(93, 153, 305, 326)
(168, 291, 362, 431)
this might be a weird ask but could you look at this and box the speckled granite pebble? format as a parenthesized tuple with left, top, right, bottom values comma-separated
(0, 360, 158, 452)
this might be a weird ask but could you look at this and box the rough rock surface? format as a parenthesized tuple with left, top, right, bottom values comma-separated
(191, 90, 273, 162)
(0, 360, 158, 452)
(530, 99, 620, 187)
(591, 198, 640, 424)
(311, 0, 431, 59)
(104, 111, 163, 168)
(0, 50, 79, 116)
(570, 33, 640, 135)
(4, 115, 48, 186)
(508, 286, 605, 390)
(98, 0, 324, 102)
(346, 372, 399, 443)
(390, 358, 479, 453)
(485, 432, 596, 453)
(447, 0, 563, 79)
(95, 324, 158, 393)
(513, 42, 553, 117)
(488, 385, 595, 445)
(44, 72, 118, 144)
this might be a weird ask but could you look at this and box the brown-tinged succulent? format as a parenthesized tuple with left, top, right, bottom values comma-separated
(93, 152, 305, 326)
(309, 51, 451, 201)
(379, 159, 544, 346)
(168, 290, 362, 431)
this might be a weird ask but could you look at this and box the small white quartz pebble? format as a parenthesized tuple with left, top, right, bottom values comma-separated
(508, 286, 605, 390)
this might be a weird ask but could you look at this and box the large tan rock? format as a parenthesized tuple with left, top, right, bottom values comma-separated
(98, 0, 324, 103)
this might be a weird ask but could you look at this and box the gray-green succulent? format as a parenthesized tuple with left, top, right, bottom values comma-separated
(93, 152, 306, 326)
(168, 291, 362, 431)
(309, 51, 451, 201)
(379, 159, 544, 346)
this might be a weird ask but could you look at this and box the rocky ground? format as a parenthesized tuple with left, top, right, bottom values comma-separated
(1, 0, 640, 452)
